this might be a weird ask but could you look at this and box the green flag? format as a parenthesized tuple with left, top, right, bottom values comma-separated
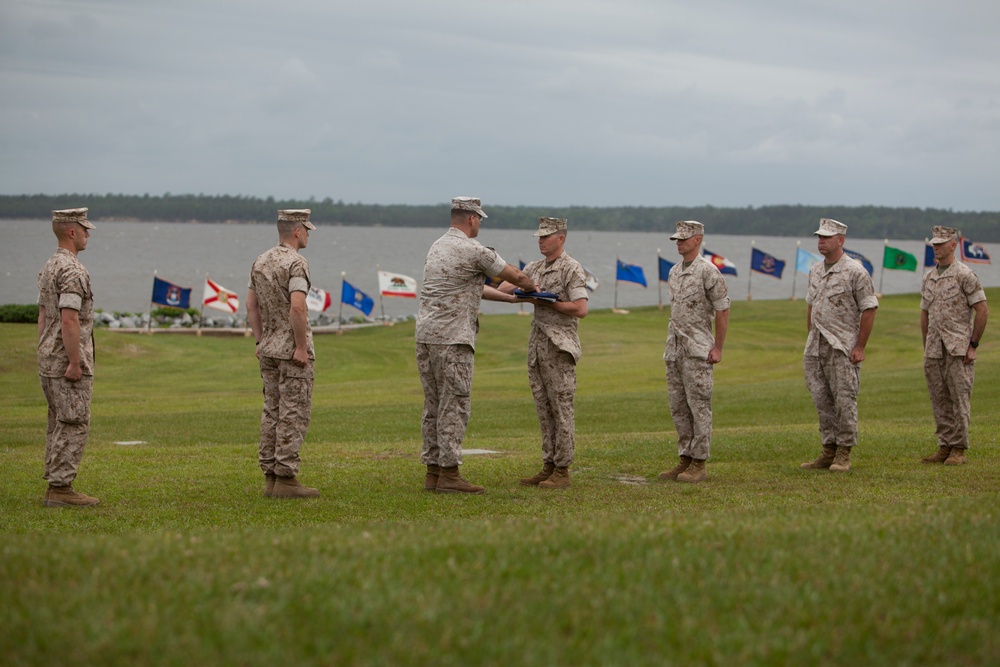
(883, 245, 917, 271)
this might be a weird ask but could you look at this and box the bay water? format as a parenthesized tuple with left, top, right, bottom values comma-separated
(2, 220, 996, 319)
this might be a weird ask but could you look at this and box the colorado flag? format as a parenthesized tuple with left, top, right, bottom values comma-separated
(703, 249, 737, 275)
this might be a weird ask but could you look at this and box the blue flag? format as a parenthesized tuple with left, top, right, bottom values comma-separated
(960, 237, 991, 264)
(341, 280, 374, 316)
(151, 276, 192, 309)
(796, 248, 822, 275)
(924, 243, 936, 268)
(658, 257, 674, 282)
(844, 248, 874, 276)
(616, 260, 647, 287)
(750, 248, 786, 279)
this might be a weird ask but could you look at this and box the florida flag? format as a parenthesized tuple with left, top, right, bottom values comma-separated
(377, 270, 418, 298)
(203, 278, 240, 313)
(306, 286, 332, 312)
(703, 249, 738, 275)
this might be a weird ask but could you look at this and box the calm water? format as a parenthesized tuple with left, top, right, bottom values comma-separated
(2, 220, 996, 318)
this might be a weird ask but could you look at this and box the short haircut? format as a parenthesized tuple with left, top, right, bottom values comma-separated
(277, 219, 299, 237)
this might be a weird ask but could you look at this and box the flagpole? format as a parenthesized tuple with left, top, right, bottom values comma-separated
(656, 249, 663, 310)
(518, 259, 525, 315)
(747, 240, 755, 301)
(791, 242, 799, 300)
(338, 272, 345, 332)
(197, 273, 208, 336)
(148, 270, 156, 334)
(614, 256, 619, 310)
(376, 264, 385, 321)
(878, 238, 887, 296)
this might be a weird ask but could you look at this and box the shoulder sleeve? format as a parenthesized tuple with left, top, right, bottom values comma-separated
(854, 267, 879, 310)
(481, 247, 506, 278)
(961, 268, 987, 306)
(704, 265, 730, 310)
(567, 264, 589, 301)
(288, 256, 311, 294)
(56, 264, 87, 311)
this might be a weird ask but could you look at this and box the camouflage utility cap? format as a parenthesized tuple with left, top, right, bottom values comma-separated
(452, 196, 488, 219)
(278, 209, 316, 230)
(930, 226, 959, 244)
(670, 220, 704, 240)
(814, 218, 847, 237)
(52, 208, 95, 230)
(534, 217, 567, 237)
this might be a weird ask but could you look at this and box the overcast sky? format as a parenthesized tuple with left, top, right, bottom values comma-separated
(1, 0, 998, 210)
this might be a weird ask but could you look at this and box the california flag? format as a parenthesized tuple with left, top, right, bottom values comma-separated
(377, 270, 418, 298)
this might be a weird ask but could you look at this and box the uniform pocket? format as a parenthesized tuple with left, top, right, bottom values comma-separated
(56, 376, 92, 425)
(445, 346, 474, 397)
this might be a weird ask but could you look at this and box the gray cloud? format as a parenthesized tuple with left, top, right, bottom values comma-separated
(1, 0, 997, 209)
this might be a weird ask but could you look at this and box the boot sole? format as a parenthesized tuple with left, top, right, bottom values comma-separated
(435, 488, 485, 495)
(44, 500, 99, 507)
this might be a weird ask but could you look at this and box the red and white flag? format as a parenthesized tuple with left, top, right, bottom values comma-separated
(203, 278, 240, 313)
(377, 270, 418, 298)
(306, 286, 332, 312)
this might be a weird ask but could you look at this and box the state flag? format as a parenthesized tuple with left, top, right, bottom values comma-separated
(796, 248, 822, 275)
(583, 266, 600, 292)
(844, 249, 874, 276)
(883, 246, 917, 272)
(616, 260, 647, 287)
(202, 278, 239, 313)
(342, 280, 374, 316)
(151, 276, 192, 309)
(960, 238, 991, 264)
(750, 248, 785, 279)
(306, 286, 332, 312)
(703, 249, 737, 275)
(658, 256, 674, 283)
(377, 270, 418, 298)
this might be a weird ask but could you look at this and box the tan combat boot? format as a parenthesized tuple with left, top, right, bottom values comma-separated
(829, 446, 852, 472)
(538, 467, 570, 489)
(921, 446, 951, 464)
(270, 476, 321, 498)
(520, 462, 555, 486)
(264, 473, 277, 497)
(424, 464, 441, 491)
(801, 445, 837, 469)
(676, 459, 706, 483)
(944, 447, 967, 466)
(435, 466, 485, 495)
(44, 484, 100, 508)
(658, 455, 692, 480)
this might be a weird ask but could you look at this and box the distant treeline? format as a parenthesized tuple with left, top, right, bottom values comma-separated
(2, 193, 997, 241)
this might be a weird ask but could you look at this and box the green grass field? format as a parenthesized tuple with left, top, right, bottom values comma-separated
(2, 291, 998, 666)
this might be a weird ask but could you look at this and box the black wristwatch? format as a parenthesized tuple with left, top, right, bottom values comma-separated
(969, 340, 979, 349)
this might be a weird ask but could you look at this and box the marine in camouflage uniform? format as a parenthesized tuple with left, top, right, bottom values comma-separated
(659, 221, 730, 484)
(919, 225, 988, 466)
(801, 218, 878, 473)
(37, 208, 99, 507)
(415, 197, 535, 494)
(497, 218, 589, 489)
(246, 209, 319, 498)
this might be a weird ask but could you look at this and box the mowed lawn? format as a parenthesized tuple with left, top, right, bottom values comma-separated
(1, 290, 998, 666)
